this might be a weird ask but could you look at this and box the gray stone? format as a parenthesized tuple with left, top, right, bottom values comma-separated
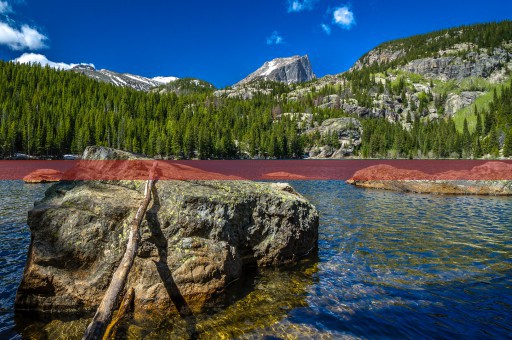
(306, 118, 363, 158)
(444, 91, 483, 116)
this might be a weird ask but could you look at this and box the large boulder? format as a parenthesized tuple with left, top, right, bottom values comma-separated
(15, 147, 319, 316)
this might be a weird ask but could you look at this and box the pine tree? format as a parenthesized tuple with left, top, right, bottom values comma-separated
(473, 137, 482, 159)
(475, 110, 482, 136)
(504, 128, 512, 158)
(462, 118, 471, 157)
(488, 128, 500, 158)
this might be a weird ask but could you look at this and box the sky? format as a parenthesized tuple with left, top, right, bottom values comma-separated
(0, 0, 511, 88)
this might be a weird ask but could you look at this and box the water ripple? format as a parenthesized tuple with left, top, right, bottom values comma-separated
(0, 181, 50, 339)
(1, 181, 511, 338)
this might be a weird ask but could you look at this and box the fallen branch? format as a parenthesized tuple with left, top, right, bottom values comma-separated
(83, 163, 157, 340)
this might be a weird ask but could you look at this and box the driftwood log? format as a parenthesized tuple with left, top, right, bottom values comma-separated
(83, 164, 157, 340)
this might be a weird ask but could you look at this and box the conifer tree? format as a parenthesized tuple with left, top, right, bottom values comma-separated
(504, 128, 512, 158)
(475, 109, 482, 136)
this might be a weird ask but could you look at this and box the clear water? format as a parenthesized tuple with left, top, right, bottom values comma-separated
(0, 181, 511, 339)
(0, 181, 51, 338)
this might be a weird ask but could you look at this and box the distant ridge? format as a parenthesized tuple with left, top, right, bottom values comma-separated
(71, 65, 178, 92)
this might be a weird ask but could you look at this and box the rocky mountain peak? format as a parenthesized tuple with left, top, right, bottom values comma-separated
(236, 55, 316, 86)
(71, 64, 96, 71)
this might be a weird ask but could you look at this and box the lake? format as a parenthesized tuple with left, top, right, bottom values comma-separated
(1, 180, 511, 338)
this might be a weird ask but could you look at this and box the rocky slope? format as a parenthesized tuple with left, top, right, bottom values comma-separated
(15, 147, 319, 316)
(400, 48, 512, 82)
(71, 65, 178, 92)
(282, 22, 512, 126)
(306, 118, 363, 158)
(236, 55, 316, 86)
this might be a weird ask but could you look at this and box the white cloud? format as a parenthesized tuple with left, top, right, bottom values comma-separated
(287, 0, 319, 13)
(266, 31, 284, 45)
(0, 21, 47, 50)
(13, 53, 94, 70)
(333, 5, 355, 29)
(0, 1, 11, 14)
(321, 23, 331, 35)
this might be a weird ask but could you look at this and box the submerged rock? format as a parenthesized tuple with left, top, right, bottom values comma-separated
(15, 147, 319, 316)
(347, 163, 512, 195)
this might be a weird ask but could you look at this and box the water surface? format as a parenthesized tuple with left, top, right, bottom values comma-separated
(0, 181, 511, 338)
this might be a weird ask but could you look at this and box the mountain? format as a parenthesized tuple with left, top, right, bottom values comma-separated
(236, 55, 316, 86)
(70, 65, 178, 92)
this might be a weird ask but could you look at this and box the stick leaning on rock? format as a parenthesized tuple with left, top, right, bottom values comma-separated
(83, 162, 158, 340)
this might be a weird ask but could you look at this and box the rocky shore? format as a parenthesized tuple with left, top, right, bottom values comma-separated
(15, 147, 319, 317)
(347, 162, 512, 195)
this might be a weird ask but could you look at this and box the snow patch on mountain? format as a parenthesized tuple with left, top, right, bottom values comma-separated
(152, 76, 179, 84)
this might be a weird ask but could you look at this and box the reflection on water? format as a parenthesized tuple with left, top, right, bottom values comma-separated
(1, 181, 511, 338)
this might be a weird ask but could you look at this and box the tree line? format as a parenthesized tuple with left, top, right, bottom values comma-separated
(0, 54, 510, 159)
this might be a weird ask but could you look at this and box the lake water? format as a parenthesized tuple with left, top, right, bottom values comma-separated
(1, 181, 511, 338)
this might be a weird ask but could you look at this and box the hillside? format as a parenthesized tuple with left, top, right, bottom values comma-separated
(1, 21, 511, 159)
(152, 78, 216, 95)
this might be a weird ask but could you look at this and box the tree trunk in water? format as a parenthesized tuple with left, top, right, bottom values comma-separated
(83, 164, 157, 340)
(102, 287, 134, 340)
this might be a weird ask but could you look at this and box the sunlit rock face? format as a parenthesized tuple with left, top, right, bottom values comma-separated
(236, 55, 316, 86)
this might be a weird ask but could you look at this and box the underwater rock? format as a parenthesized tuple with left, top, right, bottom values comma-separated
(347, 162, 512, 195)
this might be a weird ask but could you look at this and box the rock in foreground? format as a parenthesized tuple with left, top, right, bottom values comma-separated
(15, 149, 319, 316)
(347, 163, 512, 195)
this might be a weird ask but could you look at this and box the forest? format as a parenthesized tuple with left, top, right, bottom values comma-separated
(0, 60, 511, 159)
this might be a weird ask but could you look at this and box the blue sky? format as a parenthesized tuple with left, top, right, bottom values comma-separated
(0, 0, 511, 87)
